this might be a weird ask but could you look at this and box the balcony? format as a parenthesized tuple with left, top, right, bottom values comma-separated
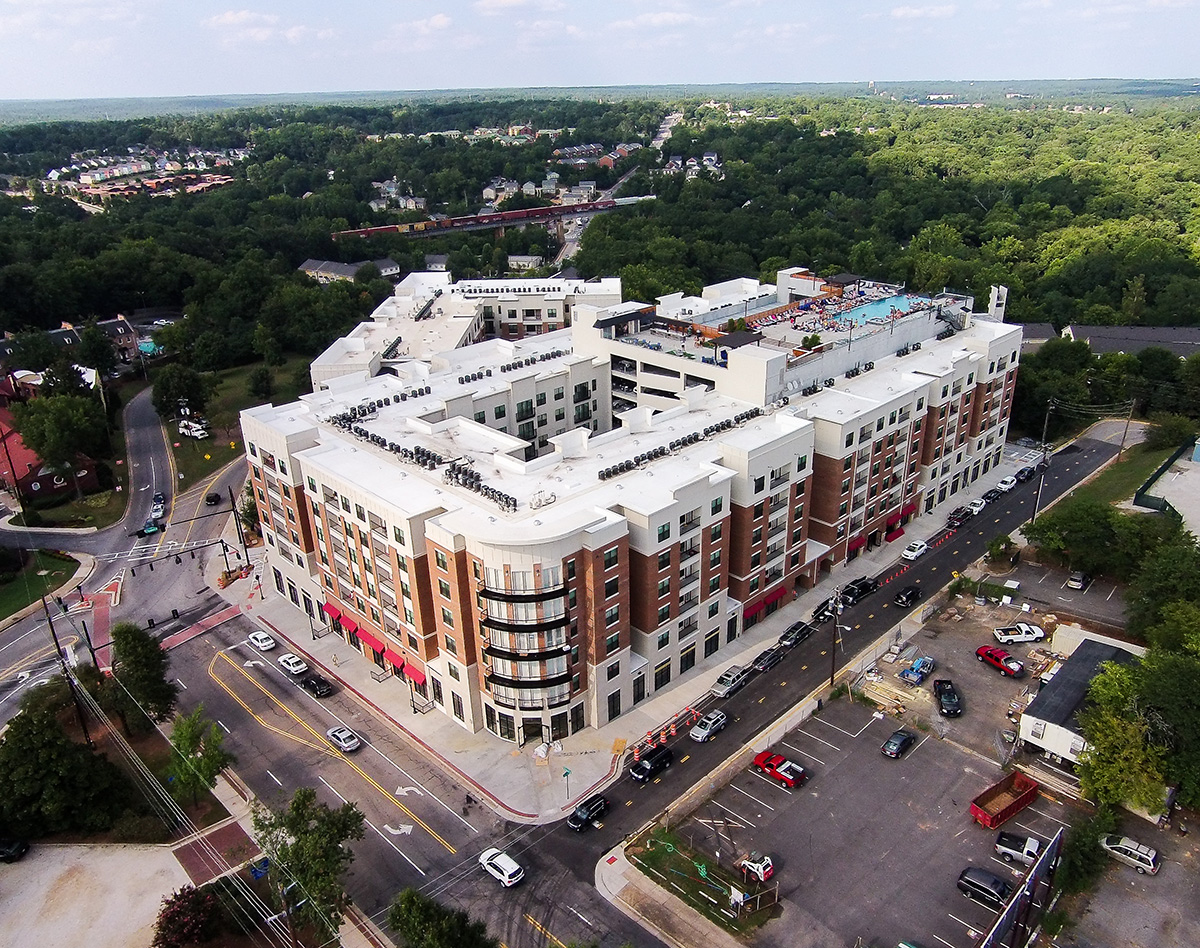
(483, 640, 572, 663)
(678, 593, 699, 613)
(680, 516, 701, 535)
(854, 474, 868, 489)
(765, 543, 785, 563)
(485, 668, 573, 690)
(480, 613, 570, 634)
(680, 567, 700, 589)
(770, 494, 788, 512)
(680, 618, 699, 638)
(680, 544, 700, 563)
(478, 582, 566, 603)
(770, 473, 790, 489)
(765, 567, 784, 584)
(898, 410, 911, 424)
(767, 519, 786, 538)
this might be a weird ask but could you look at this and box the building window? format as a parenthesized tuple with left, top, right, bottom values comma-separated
(797, 454, 808, 471)
(754, 475, 765, 493)
(605, 576, 620, 598)
(711, 496, 723, 515)
(607, 690, 621, 721)
(753, 502, 764, 518)
(393, 526, 405, 545)
(435, 550, 448, 571)
(566, 558, 576, 580)
(606, 631, 619, 654)
(448, 664, 460, 681)
(680, 645, 696, 674)
(438, 579, 451, 599)
(709, 550, 721, 567)
(708, 576, 720, 594)
(443, 635, 457, 655)
(658, 550, 671, 570)
(605, 605, 620, 627)
(845, 433, 854, 448)
(657, 523, 671, 542)
(654, 660, 671, 690)
(704, 629, 720, 657)
(441, 607, 454, 628)
(711, 523, 722, 541)
(474, 411, 486, 424)
(431, 678, 444, 706)
(658, 578, 670, 597)
(451, 693, 464, 721)
(658, 605, 670, 625)
(749, 577, 760, 593)
(604, 547, 619, 568)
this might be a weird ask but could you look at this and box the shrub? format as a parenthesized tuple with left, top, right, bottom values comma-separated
(1056, 806, 1118, 894)
(152, 885, 223, 948)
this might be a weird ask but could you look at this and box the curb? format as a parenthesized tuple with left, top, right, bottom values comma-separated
(0, 550, 97, 632)
(251, 613, 543, 824)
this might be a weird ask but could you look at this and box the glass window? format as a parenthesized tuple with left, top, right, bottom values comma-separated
(657, 523, 671, 542)
(605, 576, 619, 598)
(435, 550, 448, 570)
(604, 547, 619, 568)
(711, 497, 723, 515)
(443, 634, 457, 654)
(658, 550, 671, 570)
(657, 605, 670, 624)
(441, 607, 454, 628)
(605, 605, 619, 627)
(710, 523, 722, 541)
(607, 661, 620, 680)
(438, 579, 451, 599)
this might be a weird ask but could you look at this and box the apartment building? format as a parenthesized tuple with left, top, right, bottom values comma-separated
(243, 268, 1021, 743)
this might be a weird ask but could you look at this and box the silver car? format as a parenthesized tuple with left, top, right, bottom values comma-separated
(326, 726, 361, 753)
(689, 709, 728, 742)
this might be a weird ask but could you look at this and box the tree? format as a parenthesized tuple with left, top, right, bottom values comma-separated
(252, 787, 365, 941)
(1077, 704, 1169, 812)
(152, 364, 212, 419)
(111, 620, 178, 730)
(10, 394, 110, 496)
(152, 886, 223, 948)
(386, 890, 498, 948)
(167, 705, 236, 808)
(77, 321, 119, 380)
(0, 708, 130, 836)
(8, 329, 58, 372)
(1143, 412, 1197, 451)
(39, 355, 89, 398)
(1127, 535, 1200, 636)
(247, 365, 274, 401)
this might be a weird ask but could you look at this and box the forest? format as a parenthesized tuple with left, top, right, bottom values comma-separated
(3, 94, 1200, 392)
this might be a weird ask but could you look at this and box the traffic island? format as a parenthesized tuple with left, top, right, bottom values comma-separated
(626, 826, 779, 936)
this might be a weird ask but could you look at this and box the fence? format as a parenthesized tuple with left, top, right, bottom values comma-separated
(1132, 437, 1195, 517)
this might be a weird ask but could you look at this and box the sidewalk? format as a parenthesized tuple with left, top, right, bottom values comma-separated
(204, 452, 1032, 826)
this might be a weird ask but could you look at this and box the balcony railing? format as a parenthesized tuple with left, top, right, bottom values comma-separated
(770, 473, 790, 489)
(680, 516, 701, 535)
(680, 545, 700, 563)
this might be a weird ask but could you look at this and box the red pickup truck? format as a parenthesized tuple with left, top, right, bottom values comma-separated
(753, 751, 807, 788)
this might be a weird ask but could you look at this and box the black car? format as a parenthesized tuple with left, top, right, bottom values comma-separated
(750, 645, 786, 673)
(982, 487, 1003, 503)
(204, 492, 222, 506)
(566, 793, 610, 831)
(893, 585, 922, 607)
(812, 597, 838, 623)
(779, 621, 817, 649)
(152, 491, 166, 506)
(1015, 465, 1037, 482)
(881, 729, 917, 758)
(946, 506, 973, 528)
(300, 674, 333, 698)
(933, 679, 962, 717)
(0, 838, 29, 862)
(843, 576, 880, 603)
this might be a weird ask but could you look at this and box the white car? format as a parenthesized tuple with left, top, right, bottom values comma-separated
(967, 498, 987, 515)
(996, 475, 1018, 492)
(689, 709, 728, 742)
(150, 500, 166, 520)
(326, 726, 361, 752)
(277, 653, 309, 675)
(248, 630, 277, 651)
(900, 540, 929, 561)
(479, 847, 525, 886)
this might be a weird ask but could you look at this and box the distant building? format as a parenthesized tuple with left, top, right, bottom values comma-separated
(1062, 324, 1200, 359)
(0, 406, 100, 502)
(300, 258, 401, 285)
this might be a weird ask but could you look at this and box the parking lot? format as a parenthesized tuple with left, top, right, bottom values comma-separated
(1004, 562, 1128, 631)
(676, 698, 1070, 948)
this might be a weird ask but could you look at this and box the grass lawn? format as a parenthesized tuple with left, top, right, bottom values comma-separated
(166, 354, 312, 491)
(1070, 443, 1175, 506)
(627, 826, 777, 935)
(14, 489, 127, 530)
(0, 550, 80, 620)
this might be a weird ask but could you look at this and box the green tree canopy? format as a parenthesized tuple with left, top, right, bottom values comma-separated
(111, 620, 178, 729)
(10, 393, 110, 478)
(386, 890, 498, 948)
(167, 705, 236, 808)
(151, 364, 212, 419)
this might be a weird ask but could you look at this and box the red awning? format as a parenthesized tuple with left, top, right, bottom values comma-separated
(356, 627, 384, 653)
(338, 614, 358, 633)
(321, 602, 341, 620)
(405, 664, 427, 686)
(743, 599, 766, 619)
(901, 502, 918, 516)
(885, 527, 905, 542)
(384, 649, 406, 671)
(847, 535, 867, 552)
(764, 585, 789, 606)
(886, 512, 902, 527)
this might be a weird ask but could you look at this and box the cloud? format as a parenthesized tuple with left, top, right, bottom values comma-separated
(0, 0, 138, 36)
(202, 9, 335, 46)
(473, 0, 564, 14)
(611, 11, 699, 29)
(406, 12, 453, 34)
(891, 4, 957, 17)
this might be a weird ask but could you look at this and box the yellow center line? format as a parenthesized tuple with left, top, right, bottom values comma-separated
(209, 651, 456, 853)
(523, 914, 567, 948)
(0, 636, 79, 679)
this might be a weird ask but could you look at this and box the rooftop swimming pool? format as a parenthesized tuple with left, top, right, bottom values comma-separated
(847, 294, 932, 325)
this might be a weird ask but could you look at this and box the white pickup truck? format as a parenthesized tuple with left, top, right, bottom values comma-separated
(993, 622, 1046, 644)
(995, 831, 1041, 866)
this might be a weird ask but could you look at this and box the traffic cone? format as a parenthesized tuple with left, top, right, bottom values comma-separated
(670, 720, 677, 737)
(633, 744, 641, 761)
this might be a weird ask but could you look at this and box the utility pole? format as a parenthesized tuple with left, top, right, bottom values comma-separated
(1117, 399, 1135, 462)
(1029, 399, 1056, 527)
(228, 484, 250, 561)
(42, 597, 93, 748)
(829, 585, 844, 687)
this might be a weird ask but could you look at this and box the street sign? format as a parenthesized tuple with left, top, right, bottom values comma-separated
(563, 767, 571, 777)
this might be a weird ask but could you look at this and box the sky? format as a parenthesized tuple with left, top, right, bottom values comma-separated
(1, 0, 1198, 101)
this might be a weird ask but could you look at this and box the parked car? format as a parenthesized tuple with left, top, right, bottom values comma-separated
(881, 729, 917, 758)
(933, 679, 962, 717)
(1015, 465, 1037, 482)
(204, 492, 222, 506)
(152, 491, 166, 506)
(995, 831, 1041, 866)
(996, 475, 1018, 492)
(1066, 571, 1090, 590)
(301, 674, 333, 697)
(712, 665, 752, 698)
(689, 709, 728, 743)
(779, 621, 817, 649)
(566, 793, 610, 831)
(326, 726, 360, 752)
(247, 630, 277, 651)
(750, 645, 786, 673)
(752, 751, 807, 788)
(0, 838, 29, 863)
(967, 498, 987, 515)
(957, 866, 1014, 908)
(277, 653, 309, 675)
(479, 847, 525, 886)
(976, 645, 1024, 677)
(812, 596, 838, 623)
(900, 540, 929, 561)
(947, 506, 973, 528)
(893, 585, 922, 607)
(1099, 834, 1160, 874)
(843, 575, 880, 603)
(993, 622, 1046, 644)
(983, 487, 1003, 503)
(630, 745, 673, 782)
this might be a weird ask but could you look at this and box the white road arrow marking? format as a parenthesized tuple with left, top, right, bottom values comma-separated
(384, 824, 414, 836)
(394, 785, 424, 797)
(244, 660, 264, 668)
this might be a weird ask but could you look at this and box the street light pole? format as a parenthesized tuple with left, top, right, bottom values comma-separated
(829, 585, 844, 687)
(1029, 400, 1056, 527)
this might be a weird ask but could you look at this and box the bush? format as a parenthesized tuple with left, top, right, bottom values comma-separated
(153, 885, 223, 948)
(112, 809, 171, 844)
(1056, 806, 1118, 894)
(1143, 413, 1197, 451)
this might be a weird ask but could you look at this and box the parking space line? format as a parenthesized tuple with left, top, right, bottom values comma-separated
(748, 771, 793, 794)
(798, 727, 842, 749)
(932, 935, 956, 948)
(712, 799, 757, 827)
(782, 740, 825, 765)
(1026, 805, 1071, 828)
(911, 734, 932, 756)
(811, 715, 874, 738)
(729, 783, 775, 810)
(948, 912, 979, 930)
